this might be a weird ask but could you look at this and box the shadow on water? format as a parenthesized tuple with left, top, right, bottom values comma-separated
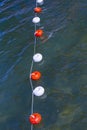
(0, 0, 87, 130)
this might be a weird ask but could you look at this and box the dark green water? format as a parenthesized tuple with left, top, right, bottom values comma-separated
(0, 0, 87, 130)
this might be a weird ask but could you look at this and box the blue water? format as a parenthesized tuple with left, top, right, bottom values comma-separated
(0, 0, 87, 130)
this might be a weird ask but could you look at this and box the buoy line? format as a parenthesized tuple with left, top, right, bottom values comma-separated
(29, 0, 45, 130)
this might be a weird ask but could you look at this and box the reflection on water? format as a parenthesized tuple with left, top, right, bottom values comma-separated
(0, 0, 87, 130)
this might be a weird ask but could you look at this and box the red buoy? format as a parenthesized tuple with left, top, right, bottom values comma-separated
(29, 113, 42, 124)
(35, 29, 43, 37)
(31, 71, 41, 80)
(34, 7, 42, 13)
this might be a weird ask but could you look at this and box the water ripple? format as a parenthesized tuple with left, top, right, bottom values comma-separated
(0, 7, 33, 23)
(0, 57, 22, 83)
(0, 0, 24, 12)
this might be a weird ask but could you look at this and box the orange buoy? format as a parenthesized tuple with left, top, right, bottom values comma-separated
(31, 71, 41, 80)
(34, 7, 42, 13)
(29, 113, 42, 124)
(35, 29, 43, 37)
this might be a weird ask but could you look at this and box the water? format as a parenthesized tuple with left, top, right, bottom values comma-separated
(0, 0, 87, 130)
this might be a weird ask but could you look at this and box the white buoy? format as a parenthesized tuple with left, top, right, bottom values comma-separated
(32, 17, 40, 24)
(33, 53, 43, 62)
(36, 0, 44, 5)
(33, 86, 45, 96)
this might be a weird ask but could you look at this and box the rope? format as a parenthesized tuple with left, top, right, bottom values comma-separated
(29, 0, 42, 129)
(29, 27, 37, 130)
(29, 3, 37, 130)
(29, 23, 37, 115)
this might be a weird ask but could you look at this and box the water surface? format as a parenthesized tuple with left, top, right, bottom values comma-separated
(0, 0, 87, 130)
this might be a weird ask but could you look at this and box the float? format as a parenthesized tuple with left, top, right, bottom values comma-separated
(29, 0, 45, 129)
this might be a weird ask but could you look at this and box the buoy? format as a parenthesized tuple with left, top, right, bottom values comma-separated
(34, 7, 42, 13)
(33, 53, 43, 62)
(32, 17, 40, 24)
(36, 0, 44, 5)
(33, 86, 45, 96)
(29, 113, 42, 124)
(35, 29, 43, 37)
(31, 71, 41, 80)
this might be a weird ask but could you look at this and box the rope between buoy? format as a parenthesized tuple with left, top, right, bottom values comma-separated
(29, 0, 43, 129)
(29, 14, 37, 130)
(31, 124, 33, 130)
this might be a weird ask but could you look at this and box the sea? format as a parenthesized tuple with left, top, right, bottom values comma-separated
(0, 0, 87, 130)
